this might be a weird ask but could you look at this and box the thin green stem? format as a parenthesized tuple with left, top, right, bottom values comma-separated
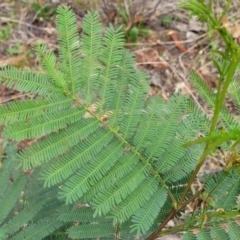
(210, 56, 239, 132)
(177, 142, 215, 208)
(159, 210, 240, 237)
(178, 17, 240, 213)
(171, 61, 239, 230)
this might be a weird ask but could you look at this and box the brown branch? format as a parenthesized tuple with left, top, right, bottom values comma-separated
(146, 189, 203, 240)
(146, 208, 177, 240)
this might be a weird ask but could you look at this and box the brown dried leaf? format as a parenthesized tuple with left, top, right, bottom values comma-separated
(221, 17, 240, 39)
(168, 31, 192, 54)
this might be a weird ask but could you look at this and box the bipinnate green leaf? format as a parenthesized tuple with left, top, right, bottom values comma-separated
(0, 5, 214, 238)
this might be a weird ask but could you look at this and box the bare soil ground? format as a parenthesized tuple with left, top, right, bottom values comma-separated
(1, 0, 240, 239)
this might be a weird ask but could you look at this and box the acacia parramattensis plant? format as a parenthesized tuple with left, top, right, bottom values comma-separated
(1, 1, 240, 239)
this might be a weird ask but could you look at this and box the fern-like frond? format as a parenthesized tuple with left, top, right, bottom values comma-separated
(155, 139, 185, 173)
(119, 71, 149, 139)
(159, 102, 208, 184)
(91, 163, 149, 216)
(189, 71, 239, 130)
(68, 223, 114, 239)
(0, 161, 11, 200)
(182, 170, 240, 239)
(41, 128, 113, 187)
(0, 66, 62, 96)
(182, 232, 196, 240)
(228, 222, 240, 240)
(111, 177, 159, 224)
(58, 206, 96, 222)
(131, 187, 168, 235)
(11, 215, 63, 240)
(220, 107, 239, 131)
(132, 97, 165, 151)
(163, 144, 204, 184)
(0, 229, 7, 240)
(56, 6, 81, 95)
(82, 151, 140, 202)
(196, 229, 211, 240)
(204, 170, 240, 211)
(0, 175, 26, 225)
(229, 73, 240, 114)
(0, 95, 72, 125)
(144, 94, 188, 160)
(210, 225, 229, 240)
(109, 49, 136, 126)
(3, 106, 84, 141)
(78, 11, 102, 105)
(20, 119, 100, 170)
(0, 143, 66, 239)
(98, 25, 124, 112)
(191, 221, 240, 240)
(0, 6, 211, 237)
(34, 43, 68, 92)
(56, 139, 122, 200)
(189, 71, 216, 107)
(142, 186, 186, 238)
(2, 197, 47, 237)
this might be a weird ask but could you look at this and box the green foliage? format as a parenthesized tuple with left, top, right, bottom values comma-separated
(32, 3, 56, 20)
(1, 1, 240, 239)
(6, 42, 22, 56)
(117, 5, 150, 42)
(0, 143, 66, 239)
(161, 15, 173, 27)
(0, 25, 11, 41)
